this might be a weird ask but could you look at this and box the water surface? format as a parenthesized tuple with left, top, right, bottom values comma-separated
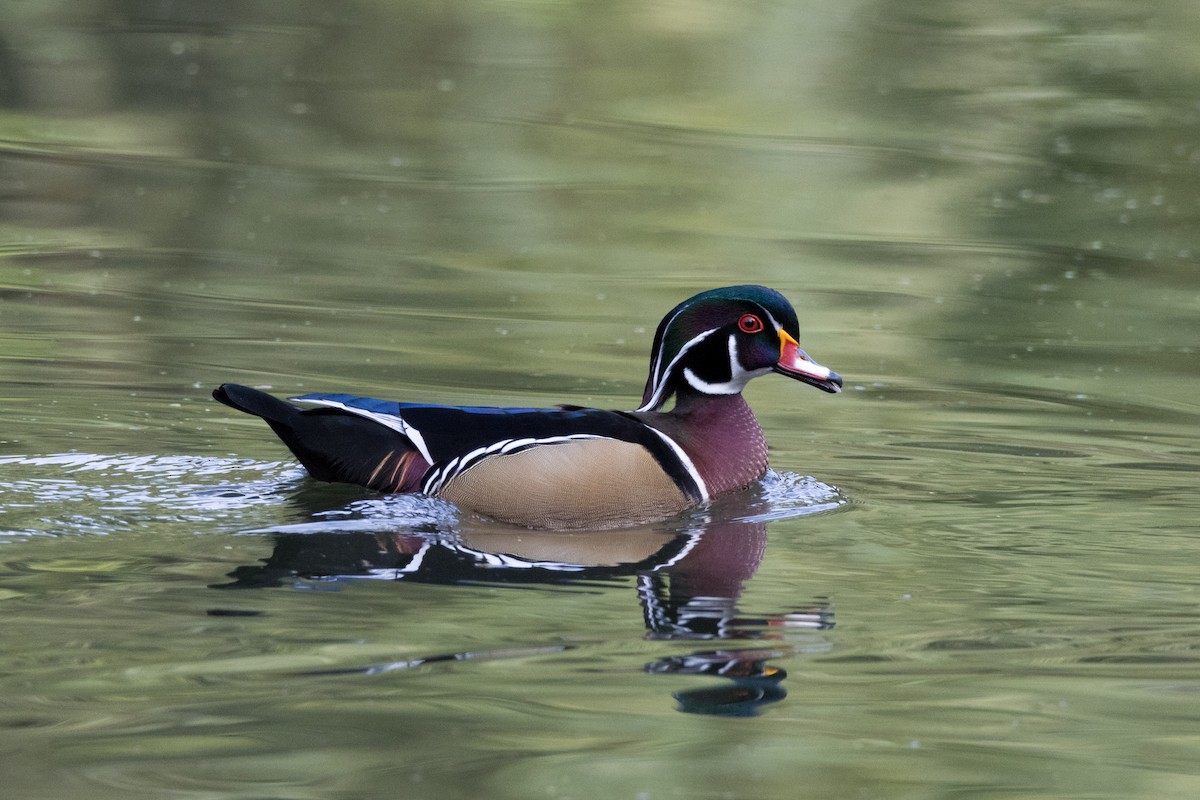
(2, 3, 1199, 799)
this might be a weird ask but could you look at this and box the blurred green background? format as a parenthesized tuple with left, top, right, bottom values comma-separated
(1, 3, 1198, 799)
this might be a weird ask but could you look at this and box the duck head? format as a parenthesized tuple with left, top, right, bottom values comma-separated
(638, 285, 842, 412)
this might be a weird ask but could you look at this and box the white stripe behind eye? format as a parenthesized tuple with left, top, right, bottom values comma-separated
(645, 304, 689, 390)
(637, 327, 721, 412)
(760, 306, 784, 336)
(642, 295, 791, 401)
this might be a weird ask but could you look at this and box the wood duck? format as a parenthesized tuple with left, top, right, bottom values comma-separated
(213, 285, 841, 529)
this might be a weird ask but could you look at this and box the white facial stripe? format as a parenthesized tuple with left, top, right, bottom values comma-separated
(292, 397, 435, 465)
(638, 326, 721, 411)
(645, 304, 689, 391)
(682, 367, 728, 395)
(758, 305, 784, 336)
(727, 330, 757, 385)
(640, 299, 796, 410)
(681, 333, 770, 395)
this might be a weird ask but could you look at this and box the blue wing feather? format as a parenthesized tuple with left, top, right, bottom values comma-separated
(292, 393, 557, 417)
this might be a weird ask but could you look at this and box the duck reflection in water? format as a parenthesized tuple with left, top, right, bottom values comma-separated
(215, 497, 834, 717)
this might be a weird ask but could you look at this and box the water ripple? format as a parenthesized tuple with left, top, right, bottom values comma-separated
(734, 469, 847, 523)
(0, 453, 300, 540)
(0, 455, 844, 542)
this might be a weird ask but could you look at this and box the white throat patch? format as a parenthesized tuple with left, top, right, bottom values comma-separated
(681, 333, 770, 395)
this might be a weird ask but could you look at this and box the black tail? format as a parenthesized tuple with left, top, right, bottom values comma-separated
(213, 384, 423, 491)
(213, 383, 303, 427)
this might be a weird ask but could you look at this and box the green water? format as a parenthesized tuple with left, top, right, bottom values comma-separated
(2, 3, 1199, 798)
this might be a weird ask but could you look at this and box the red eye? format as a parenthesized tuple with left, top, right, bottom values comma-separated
(738, 314, 764, 334)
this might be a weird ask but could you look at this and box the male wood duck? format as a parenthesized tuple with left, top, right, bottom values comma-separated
(214, 285, 841, 529)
